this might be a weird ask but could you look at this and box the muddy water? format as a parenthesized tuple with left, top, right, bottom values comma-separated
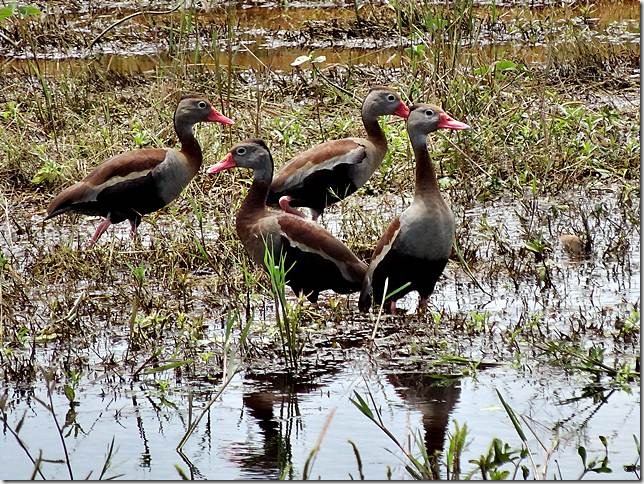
(0, 0, 639, 73)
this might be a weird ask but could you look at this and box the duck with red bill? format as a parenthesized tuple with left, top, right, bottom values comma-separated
(45, 93, 234, 246)
(266, 86, 411, 220)
(360, 103, 471, 314)
(207, 139, 368, 304)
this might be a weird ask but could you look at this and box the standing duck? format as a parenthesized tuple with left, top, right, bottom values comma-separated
(207, 139, 367, 303)
(359, 104, 470, 314)
(45, 94, 234, 246)
(267, 86, 410, 220)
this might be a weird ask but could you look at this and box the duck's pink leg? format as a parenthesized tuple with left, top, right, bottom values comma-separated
(87, 218, 111, 247)
(279, 196, 306, 218)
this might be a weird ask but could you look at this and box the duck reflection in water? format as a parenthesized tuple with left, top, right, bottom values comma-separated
(387, 374, 461, 461)
(225, 370, 339, 479)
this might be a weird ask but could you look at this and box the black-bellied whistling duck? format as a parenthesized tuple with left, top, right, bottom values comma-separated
(267, 86, 410, 220)
(45, 93, 234, 246)
(359, 104, 470, 314)
(207, 139, 367, 303)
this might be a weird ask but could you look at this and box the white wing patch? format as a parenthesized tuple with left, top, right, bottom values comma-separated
(364, 225, 402, 288)
(277, 146, 366, 191)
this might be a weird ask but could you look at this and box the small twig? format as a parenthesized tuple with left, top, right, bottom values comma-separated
(453, 240, 492, 296)
(0, 411, 47, 480)
(34, 383, 74, 480)
(312, 64, 360, 103)
(30, 450, 44, 480)
(89, 2, 184, 49)
(131, 350, 160, 378)
(176, 369, 238, 451)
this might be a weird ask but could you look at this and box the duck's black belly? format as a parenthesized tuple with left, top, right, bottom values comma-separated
(74, 174, 166, 224)
(269, 166, 357, 213)
(371, 249, 448, 305)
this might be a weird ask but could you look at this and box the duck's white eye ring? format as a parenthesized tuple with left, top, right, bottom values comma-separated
(426, 109, 435, 117)
(236, 147, 247, 155)
(198, 101, 207, 109)
(387, 94, 396, 102)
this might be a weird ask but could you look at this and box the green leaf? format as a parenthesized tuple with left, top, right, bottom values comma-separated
(578, 446, 587, 467)
(64, 384, 75, 403)
(599, 435, 608, 448)
(174, 464, 189, 480)
(350, 392, 373, 419)
(18, 5, 41, 17)
(521, 464, 530, 479)
(0, 5, 15, 20)
(496, 59, 517, 72)
(490, 469, 510, 479)
(473, 65, 491, 76)
(633, 434, 640, 454)
(496, 389, 527, 442)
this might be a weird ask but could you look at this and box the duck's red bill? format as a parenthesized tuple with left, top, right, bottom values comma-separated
(207, 152, 236, 174)
(207, 109, 235, 125)
(394, 101, 411, 119)
(438, 112, 470, 130)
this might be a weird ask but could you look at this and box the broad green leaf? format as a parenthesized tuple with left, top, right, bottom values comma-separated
(18, 5, 41, 17)
(64, 384, 75, 402)
(496, 59, 517, 72)
(0, 5, 15, 20)
(578, 446, 587, 467)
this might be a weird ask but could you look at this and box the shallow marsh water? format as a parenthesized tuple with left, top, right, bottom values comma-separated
(1, 186, 639, 479)
(0, 364, 639, 479)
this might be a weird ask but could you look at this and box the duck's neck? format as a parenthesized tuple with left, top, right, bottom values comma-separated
(362, 108, 387, 150)
(175, 118, 202, 173)
(240, 162, 274, 215)
(410, 131, 439, 201)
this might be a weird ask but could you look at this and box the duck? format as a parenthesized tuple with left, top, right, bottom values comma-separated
(359, 103, 470, 314)
(207, 139, 367, 303)
(267, 86, 410, 220)
(45, 93, 234, 246)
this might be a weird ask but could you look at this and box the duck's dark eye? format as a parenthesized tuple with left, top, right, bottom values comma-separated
(236, 147, 247, 156)
(387, 94, 396, 102)
(198, 101, 207, 109)
(425, 109, 435, 117)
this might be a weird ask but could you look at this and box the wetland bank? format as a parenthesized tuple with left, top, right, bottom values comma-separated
(0, 0, 640, 480)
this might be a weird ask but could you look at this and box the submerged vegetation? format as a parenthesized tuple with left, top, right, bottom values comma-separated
(0, 0, 640, 480)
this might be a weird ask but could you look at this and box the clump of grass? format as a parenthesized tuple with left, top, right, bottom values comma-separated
(263, 242, 304, 373)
